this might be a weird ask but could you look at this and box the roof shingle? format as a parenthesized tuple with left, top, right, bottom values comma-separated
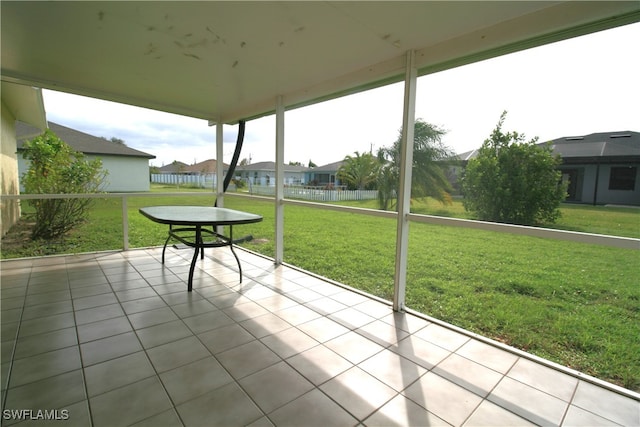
(17, 121, 155, 159)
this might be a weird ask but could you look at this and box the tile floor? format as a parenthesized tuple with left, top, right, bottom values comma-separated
(1, 247, 638, 426)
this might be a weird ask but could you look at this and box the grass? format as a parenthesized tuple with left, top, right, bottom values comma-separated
(333, 196, 640, 238)
(1, 189, 639, 390)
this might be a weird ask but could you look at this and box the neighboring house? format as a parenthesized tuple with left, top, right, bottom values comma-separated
(17, 121, 156, 192)
(1, 82, 47, 236)
(306, 160, 345, 187)
(157, 161, 189, 174)
(235, 160, 347, 188)
(454, 131, 640, 206)
(235, 161, 307, 186)
(184, 159, 228, 175)
(151, 159, 229, 188)
(550, 131, 640, 206)
(156, 159, 228, 174)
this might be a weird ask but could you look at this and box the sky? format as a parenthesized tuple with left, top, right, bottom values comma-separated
(42, 22, 639, 168)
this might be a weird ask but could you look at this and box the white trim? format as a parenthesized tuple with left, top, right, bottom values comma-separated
(275, 96, 285, 264)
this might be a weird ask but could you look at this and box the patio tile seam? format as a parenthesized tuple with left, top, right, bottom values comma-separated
(323, 382, 403, 424)
(407, 305, 640, 403)
(73, 274, 235, 418)
(1, 267, 42, 403)
(504, 358, 580, 405)
(425, 353, 490, 398)
(136, 351, 207, 426)
(486, 374, 572, 427)
(446, 356, 530, 425)
(556, 383, 580, 427)
(398, 371, 486, 427)
(2, 370, 90, 419)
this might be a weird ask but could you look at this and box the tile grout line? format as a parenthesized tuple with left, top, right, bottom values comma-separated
(0, 261, 32, 420)
(115, 250, 188, 426)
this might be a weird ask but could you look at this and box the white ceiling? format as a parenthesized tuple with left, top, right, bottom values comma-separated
(2, 2, 638, 124)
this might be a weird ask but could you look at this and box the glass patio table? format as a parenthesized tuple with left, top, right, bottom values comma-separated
(139, 206, 263, 291)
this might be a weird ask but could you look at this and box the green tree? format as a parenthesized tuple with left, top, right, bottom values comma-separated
(377, 119, 454, 210)
(21, 130, 107, 239)
(102, 136, 126, 146)
(337, 151, 379, 190)
(376, 152, 396, 211)
(461, 111, 567, 225)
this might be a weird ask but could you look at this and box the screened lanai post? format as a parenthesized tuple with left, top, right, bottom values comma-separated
(275, 95, 285, 264)
(393, 50, 417, 312)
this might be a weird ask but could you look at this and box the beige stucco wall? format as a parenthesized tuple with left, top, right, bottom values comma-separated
(1, 100, 20, 236)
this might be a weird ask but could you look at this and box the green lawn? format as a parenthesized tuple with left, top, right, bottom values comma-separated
(332, 196, 640, 238)
(2, 190, 639, 390)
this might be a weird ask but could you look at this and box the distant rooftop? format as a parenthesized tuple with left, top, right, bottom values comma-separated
(17, 121, 155, 159)
(311, 160, 345, 172)
(549, 131, 640, 159)
(456, 131, 639, 162)
(236, 161, 310, 172)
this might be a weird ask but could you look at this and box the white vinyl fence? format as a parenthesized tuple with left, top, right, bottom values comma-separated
(151, 173, 217, 188)
(248, 185, 378, 202)
(151, 175, 378, 201)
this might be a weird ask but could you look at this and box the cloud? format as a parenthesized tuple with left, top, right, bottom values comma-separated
(44, 90, 250, 166)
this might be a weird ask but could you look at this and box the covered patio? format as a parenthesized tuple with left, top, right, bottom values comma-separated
(2, 246, 638, 426)
(2, 2, 640, 425)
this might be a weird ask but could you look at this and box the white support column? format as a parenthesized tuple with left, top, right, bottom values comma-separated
(215, 120, 224, 207)
(393, 50, 417, 312)
(122, 195, 129, 251)
(275, 96, 285, 264)
(207, 119, 225, 235)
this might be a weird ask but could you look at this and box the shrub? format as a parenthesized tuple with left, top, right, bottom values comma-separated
(21, 130, 107, 239)
(461, 112, 567, 225)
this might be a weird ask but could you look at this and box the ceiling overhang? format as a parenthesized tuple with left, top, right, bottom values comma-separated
(2, 1, 639, 124)
(0, 81, 47, 130)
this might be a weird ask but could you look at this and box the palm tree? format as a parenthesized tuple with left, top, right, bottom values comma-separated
(377, 119, 454, 210)
(376, 153, 396, 211)
(337, 151, 379, 190)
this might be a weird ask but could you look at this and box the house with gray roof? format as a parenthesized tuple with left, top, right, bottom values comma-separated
(306, 160, 345, 188)
(152, 159, 229, 188)
(235, 160, 349, 188)
(455, 131, 640, 206)
(550, 131, 639, 206)
(17, 121, 155, 192)
(235, 161, 308, 186)
(157, 161, 189, 174)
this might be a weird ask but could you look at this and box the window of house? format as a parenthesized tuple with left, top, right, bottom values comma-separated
(609, 166, 637, 190)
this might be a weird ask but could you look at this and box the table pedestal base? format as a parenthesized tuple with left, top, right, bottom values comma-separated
(161, 225, 242, 291)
